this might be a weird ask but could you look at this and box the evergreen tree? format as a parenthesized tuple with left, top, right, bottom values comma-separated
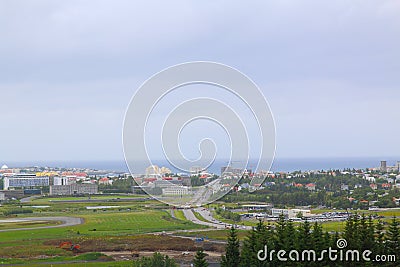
(274, 214, 286, 251)
(386, 216, 400, 260)
(323, 231, 332, 248)
(193, 248, 208, 267)
(332, 231, 340, 248)
(240, 220, 273, 267)
(359, 214, 375, 252)
(298, 219, 312, 251)
(284, 219, 297, 251)
(240, 227, 258, 267)
(311, 222, 324, 252)
(375, 218, 385, 255)
(343, 214, 360, 250)
(221, 226, 240, 267)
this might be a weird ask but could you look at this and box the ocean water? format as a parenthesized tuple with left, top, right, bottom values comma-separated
(5, 157, 399, 174)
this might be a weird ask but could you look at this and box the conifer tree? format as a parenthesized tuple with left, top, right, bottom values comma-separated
(274, 214, 286, 251)
(284, 218, 297, 251)
(298, 219, 311, 251)
(193, 248, 208, 267)
(240, 226, 258, 267)
(311, 222, 324, 252)
(375, 219, 385, 256)
(221, 226, 240, 267)
(386, 216, 400, 260)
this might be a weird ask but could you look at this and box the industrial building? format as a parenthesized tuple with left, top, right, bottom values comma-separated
(53, 176, 69, 186)
(271, 208, 311, 219)
(49, 184, 98, 196)
(0, 190, 24, 199)
(162, 186, 191, 196)
(3, 174, 49, 190)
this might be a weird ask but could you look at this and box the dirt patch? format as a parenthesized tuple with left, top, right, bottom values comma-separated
(44, 234, 225, 254)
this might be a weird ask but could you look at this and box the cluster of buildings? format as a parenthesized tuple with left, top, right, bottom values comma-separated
(271, 208, 312, 219)
(220, 166, 252, 177)
(379, 160, 400, 173)
(133, 174, 192, 196)
(134, 165, 221, 197)
(0, 164, 125, 199)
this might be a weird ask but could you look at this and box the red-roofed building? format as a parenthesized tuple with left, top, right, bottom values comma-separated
(98, 177, 112, 185)
(381, 183, 392, 189)
(305, 183, 316, 191)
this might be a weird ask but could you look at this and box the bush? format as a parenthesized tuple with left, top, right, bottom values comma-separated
(132, 252, 177, 267)
(215, 208, 241, 222)
(3, 209, 33, 216)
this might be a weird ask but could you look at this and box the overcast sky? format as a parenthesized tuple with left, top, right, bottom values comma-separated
(0, 0, 399, 163)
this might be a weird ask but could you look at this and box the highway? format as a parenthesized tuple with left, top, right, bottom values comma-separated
(183, 207, 252, 230)
(183, 208, 225, 229)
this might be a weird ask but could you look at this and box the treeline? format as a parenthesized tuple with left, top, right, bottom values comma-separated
(221, 214, 400, 266)
(3, 209, 33, 216)
(132, 252, 177, 267)
(223, 174, 400, 209)
(215, 207, 241, 222)
(99, 177, 133, 193)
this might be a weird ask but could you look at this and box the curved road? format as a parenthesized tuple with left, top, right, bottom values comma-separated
(183, 208, 225, 229)
(183, 208, 252, 230)
(0, 217, 83, 232)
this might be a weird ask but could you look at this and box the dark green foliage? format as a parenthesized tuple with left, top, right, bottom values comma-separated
(223, 213, 399, 267)
(215, 207, 241, 222)
(386, 216, 400, 260)
(375, 219, 385, 255)
(132, 252, 177, 267)
(193, 248, 208, 267)
(3, 209, 33, 216)
(221, 226, 240, 267)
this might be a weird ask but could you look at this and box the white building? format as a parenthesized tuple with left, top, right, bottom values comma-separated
(3, 174, 49, 190)
(0, 192, 5, 201)
(190, 166, 206, 175)
(162, 186, 191, 196)
(271, 208, 311, 219)
(53, 176, 69, 186)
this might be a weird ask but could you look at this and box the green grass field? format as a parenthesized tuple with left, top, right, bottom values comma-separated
(0, 252, 113, 265)
(192, 210, 209, 223)
(34, 195, 145, 202)
(0, 210, 203, 244)
(173, 209, 186, 221)
(0, 203, 207, 266)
